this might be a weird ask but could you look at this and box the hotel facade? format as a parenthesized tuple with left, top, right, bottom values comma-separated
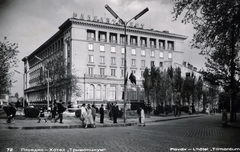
(22, 14, 188, 108)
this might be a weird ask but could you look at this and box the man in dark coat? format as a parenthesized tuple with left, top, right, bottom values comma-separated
(3, 102, 16, 123)
(112, 102, 119, 124)
(54, 100, 66, 124)
(99, 104, 104, 123)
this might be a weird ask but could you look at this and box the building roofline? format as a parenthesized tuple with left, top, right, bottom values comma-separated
(59, 18, 188, 40)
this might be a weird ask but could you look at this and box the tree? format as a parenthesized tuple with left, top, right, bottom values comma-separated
(14, 92, 19, 99)
(195, 76, 203, 112)
(172, 0, 240, 122)
(37, 58, 82, 103)
(142, 67, 152, 108)
(0, 40, 19, 97)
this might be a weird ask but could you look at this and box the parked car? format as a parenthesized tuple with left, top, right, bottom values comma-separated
(68, 104, 80, 112)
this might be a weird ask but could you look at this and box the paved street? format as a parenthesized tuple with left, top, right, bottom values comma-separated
(0, 114, 240, 152)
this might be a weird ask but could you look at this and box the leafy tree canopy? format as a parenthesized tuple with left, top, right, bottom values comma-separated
(0, 40, 19, 96)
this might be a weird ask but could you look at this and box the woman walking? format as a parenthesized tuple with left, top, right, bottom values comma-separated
(86, 104, 94, 128)
(81, 103, 87, 128)
(140, 106, 146, 127)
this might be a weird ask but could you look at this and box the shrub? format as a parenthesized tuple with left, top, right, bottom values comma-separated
(118, 109, 123, 118)
(154, 109, 160, 115)
(181, 106, 189, 113)
(3, 106, 16, 117)
(24, 107, 40, 118)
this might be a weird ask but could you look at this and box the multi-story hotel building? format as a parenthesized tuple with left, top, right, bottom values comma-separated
(22, 14, 188, 108)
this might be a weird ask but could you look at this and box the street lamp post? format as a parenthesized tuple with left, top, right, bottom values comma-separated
(105, 4, 149, 123)
(14, 70, 25, 107)
(35, 55, 50, 109)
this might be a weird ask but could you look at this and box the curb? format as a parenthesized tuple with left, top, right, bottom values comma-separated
(1, 115, 204, 130)
(227, 123, 240, 129)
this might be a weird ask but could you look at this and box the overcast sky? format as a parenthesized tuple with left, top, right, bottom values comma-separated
(0, 0, 206, 97)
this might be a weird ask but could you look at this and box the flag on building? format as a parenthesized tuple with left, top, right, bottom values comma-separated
(129, 72, 136, 85)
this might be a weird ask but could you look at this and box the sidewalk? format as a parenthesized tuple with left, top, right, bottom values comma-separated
(227, 112, 240, 128)
(1, 109, 239, 130)
(0, 110, 207, 130)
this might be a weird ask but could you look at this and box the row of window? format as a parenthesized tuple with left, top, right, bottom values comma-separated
(29, 38, 64, 67)
(87, 30, 174, 50)
(88, 44, 172, 58)
(87, 61, 163, 77)
(89, 55, 168, 67)
(87, 84, 144, 101)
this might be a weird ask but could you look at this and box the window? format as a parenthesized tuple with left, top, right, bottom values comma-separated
(110, 33, 117, 43)
(131, 70, 136, 74)
(150, 39, 156, 48)
(121, 48, 125, 54)
(131, 49, 136, 55)
(96, 85, 101, 100)
(159, 62, 163, 67)
(111, 69, 116, 76)
(111, 57, 116, 65)
(151, 61, 155, 67)
(89, 55, 94, 63)
(121, 58, 124, 66)
(160, 52, 164, 58)
(88, 44, 93, 50)
(111, 46, 116, 53)
(141, 50, 146, 56)
(88, 84, 95, 100)
(159, 40, 165, 49)
(88, 67, 93, 75)
(100, 56, 105, 64)
(102, 85, 106, 100)
(130, 36, 137, 46)
(132, 59, 136, 66)
(151, 50, 155, 57)
(87, 30, 95, 40)
(140, 37, 147, 47)
(100, 68, 105, 76)
(131, 90, 137, 100)
(141, 71, 144, 78)
(120, 35, 127, 44)
(121, 69, 124, 77)
(167, 41, 174, 50)
(141, 60, 145, 67)
(99, 32, 106, 42)
(168, 52, 172, 59)
(109, 86, 116, 100)
(100, 45, 105, 52)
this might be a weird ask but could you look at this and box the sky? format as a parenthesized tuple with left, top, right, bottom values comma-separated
(0, 0, 206, 97)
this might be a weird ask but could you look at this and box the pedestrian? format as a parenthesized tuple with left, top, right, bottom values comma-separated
(109, 103, 113, 120)
(38, 107, 47, 123)
(80, 103, 87, 128)
(222, 108, 228, 127)
(4, 102, 16, 123)
(177, 105, 181, 117)
(51, 100, 57, 123)
(140, 106, 146, 127)
(137, 107, 141, 126)
(86, 104, 94, 128)
(174, 106, 178, 117)
(100, 104, 104, 123)
(91, 104, 96, 127)
(54, 100, 66, 124)
(112, 102, 119, 124)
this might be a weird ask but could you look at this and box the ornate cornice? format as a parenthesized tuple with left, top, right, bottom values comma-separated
(60, 18, 188, 40)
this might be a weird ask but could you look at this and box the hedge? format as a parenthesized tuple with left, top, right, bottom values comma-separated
(24, 107, 40, 118)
